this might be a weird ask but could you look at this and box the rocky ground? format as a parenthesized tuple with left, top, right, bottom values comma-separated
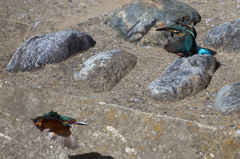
(1, 0, 240, 158)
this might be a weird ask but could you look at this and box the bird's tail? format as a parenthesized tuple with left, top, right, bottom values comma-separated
(196, 43, 211, 55)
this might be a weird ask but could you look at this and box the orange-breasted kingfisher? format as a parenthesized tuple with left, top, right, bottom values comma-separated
(156, 20, 210, 57)
(32, 111, 88, 149)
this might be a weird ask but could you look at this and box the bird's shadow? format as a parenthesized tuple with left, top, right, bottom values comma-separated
(68, 152, 114, 159)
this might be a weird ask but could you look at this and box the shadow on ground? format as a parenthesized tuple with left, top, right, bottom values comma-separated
(209, 48, 217, 56)
(207, 48, 220, 72)
(209, 49, 221, 72)
(68, 152, 114, 159)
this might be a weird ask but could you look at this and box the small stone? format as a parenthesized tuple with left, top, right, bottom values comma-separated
(99, 102, 106, 105)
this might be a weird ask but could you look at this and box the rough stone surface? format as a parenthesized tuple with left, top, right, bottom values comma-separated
(145, 54, 216, 102)
(204, 18, 240, 53)
(74, 50, 137, 93)
(215, 82, 240, 114)
(6, 30, 96, 72)
(110, 0, 201, 46)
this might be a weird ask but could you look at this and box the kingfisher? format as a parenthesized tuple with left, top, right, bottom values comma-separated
(32, 111, 88, 149)
(156, 20, 210, 57)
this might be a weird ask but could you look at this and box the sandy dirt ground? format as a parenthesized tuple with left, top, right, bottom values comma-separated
(1, 0, 240, 158)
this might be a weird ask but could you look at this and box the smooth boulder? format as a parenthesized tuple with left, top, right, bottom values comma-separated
(6, 30, 96, 72)
(74, 50, 137, 93)
(145, 54, 216, 102)
(110, 0, 201, 46)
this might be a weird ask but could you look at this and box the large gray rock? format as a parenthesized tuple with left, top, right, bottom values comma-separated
(204, 18, 240, 53)
(74, 50, 137, 93)
(215, 82, 240, 114)
(145, 55, 216, 102)
(110, 0, 201, 46)
(6, 30, 96, 72)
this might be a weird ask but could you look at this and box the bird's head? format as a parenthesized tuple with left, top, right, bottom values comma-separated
(156, 24, 185, 33)
(31, 118, 45, 132)
(173, 20, 197, 38)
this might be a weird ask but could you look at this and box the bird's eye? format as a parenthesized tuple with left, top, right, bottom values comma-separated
(67, 119, 75, 124)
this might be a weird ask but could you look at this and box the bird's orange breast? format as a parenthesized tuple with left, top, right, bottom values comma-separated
(42, 119, 63, 130)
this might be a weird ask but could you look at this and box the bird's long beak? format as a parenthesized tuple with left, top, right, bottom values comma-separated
(74, 121, 88, 125)
(155, 28, 168, 31)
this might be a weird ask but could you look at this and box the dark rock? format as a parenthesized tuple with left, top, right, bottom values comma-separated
(145, 55, 216, 102)
(215, 82, 240, 114)
(110, 0, 201, 46)
(6, 30, 96, 72)
(204, 18, 240, 53)
(74, 50, 137, 93)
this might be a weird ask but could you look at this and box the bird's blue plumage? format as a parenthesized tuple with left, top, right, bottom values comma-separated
(41, 111, 76, 125)
(156, 20, 210, 56)
(196, 44, 210, 55)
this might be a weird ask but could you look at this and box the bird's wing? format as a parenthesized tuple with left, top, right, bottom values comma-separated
(48, 125, 79, 149)
(164, 33, 194, 56)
